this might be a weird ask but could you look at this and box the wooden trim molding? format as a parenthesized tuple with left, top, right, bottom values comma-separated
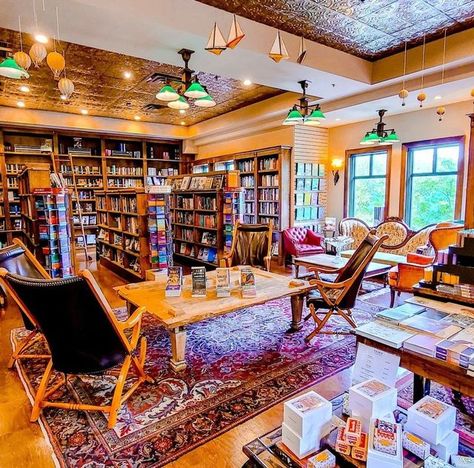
(343, 145, 392, 219)
(466, 114, 474, 228)
(398, 135, 465, 220)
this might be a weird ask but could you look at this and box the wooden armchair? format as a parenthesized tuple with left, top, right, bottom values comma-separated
(388, 223, 463, 306)
(221, 221, 273, 271)
(0, 238, 51, 368)
(305, 232, 388, 341)
(0, 268, 152, 428)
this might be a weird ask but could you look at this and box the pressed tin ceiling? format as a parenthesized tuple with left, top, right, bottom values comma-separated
(0, 27, 282, 125)
(196, 0, 474, 60)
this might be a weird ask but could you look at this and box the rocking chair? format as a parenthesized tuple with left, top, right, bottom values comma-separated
(0, 268, 152, 428)
(305, 232, 387, 342)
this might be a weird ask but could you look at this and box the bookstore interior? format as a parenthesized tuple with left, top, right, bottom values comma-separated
(0, 1, 473, 467)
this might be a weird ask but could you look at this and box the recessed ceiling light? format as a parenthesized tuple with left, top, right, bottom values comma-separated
(17, 100, 25, 108)
(179, 109, 186, 115)
(60, 94, 67, 101)
(180, 121, 186, 126)
(335, 118, 341, 121)
(19, 85, 30, 93)
(134, 115, 141, 121)
(34, 34, 48, 44)
(243, 79, 252, 86)
(123, 71, 132, 79)
(434, 95, 442, 100)
(80, 109, 88, 115)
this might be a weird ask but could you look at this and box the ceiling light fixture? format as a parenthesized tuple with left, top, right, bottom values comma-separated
(60, 94, 67, 100)
(194, 95, 217, 108)
(360, 109, 400, 145)
(335, 118, 341, 121)
(180, 121, 186, 126)
(243, 79, 252, 86)
(0, 56, 29, 79)
(154, 49, 215, 109)
(17, 100, 25, 108)
(179, 109, 186, 114)
(434, 95, 442, 100)
(282, 80, 326, 126)
(19, 85, 30, 92)
(34, 33, 48, 44)
(80, 109, 88, 115)
(124, 71, 132, 79)
(134, 115, 141, 121)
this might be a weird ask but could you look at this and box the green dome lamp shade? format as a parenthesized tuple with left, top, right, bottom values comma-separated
(156, 84, 180, 102)
(360, 132, 370, 145)
(365, 131, 380, 145)
(0, 56, 29, 79)
(168, 95, 190, 110)
(194, 95, 216, 108)
(385, 130, 400, 143)
(184, 80, 208, 99)
(283, 106, 303, 125)
(309, 105, 326, 120)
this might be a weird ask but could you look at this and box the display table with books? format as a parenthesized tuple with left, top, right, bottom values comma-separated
(115, 267, 312, 371)
(354, 299, 474, 402)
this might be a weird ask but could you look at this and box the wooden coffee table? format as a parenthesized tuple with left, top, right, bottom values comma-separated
(294, 253, 392, 281)
(116, 267, 312, 372)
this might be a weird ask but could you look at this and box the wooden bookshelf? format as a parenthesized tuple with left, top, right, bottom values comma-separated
(96, 189, 150, 280)
(0, 126, 190, 250)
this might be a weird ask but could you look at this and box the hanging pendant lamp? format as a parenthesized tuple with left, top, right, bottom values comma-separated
(58, 76, 74, 99)
(205, 22, 227, 55)
(269, 30, 289, 63)
(296, 36, 307, 64)
(184, 79, 208, 99)
(29, 42, 47, 67)
(194, 95, 216, 108)
(0, 56, 29, 79)
(226, 15, 245, 49)
(156, 84, 180, 102)
(418, 35, 427, 107)
(168, 95, 190, 110)
(398, 40, 409, 106)
(47, 51, 65, 79)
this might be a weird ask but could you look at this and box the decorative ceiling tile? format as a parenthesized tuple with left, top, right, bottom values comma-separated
(0, 27, 282, 125)
(195, 0, 474, 59)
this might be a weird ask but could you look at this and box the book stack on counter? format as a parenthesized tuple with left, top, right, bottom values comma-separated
(357, 302, 474, 370)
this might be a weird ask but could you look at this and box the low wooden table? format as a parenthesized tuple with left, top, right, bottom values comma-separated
(294, 253, 392, 280)
(116, 268, 312, 372)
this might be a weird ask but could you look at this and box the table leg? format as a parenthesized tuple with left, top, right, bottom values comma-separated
(288, 294, 304, 333)
(413, 374, 431, 403)
(169, 327, 187, 372)
(295, 263, 300, 279)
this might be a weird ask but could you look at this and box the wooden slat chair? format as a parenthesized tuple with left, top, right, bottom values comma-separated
(305, 232, 388, 342)
(0, 268, 152, 429)
(0, 239, 51, 368)
(221, 221, 273, 271)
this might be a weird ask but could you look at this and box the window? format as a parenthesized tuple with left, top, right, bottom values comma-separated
(347, 150, 389, 225)
(404, 140, 462, 230)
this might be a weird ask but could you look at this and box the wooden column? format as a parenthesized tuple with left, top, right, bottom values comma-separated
(466, 113, 474, 228)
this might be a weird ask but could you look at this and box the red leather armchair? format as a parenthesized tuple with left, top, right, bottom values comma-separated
(283, 227, 325, 260)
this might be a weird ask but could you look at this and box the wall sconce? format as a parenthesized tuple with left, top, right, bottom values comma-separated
(331, 158, 344, 185)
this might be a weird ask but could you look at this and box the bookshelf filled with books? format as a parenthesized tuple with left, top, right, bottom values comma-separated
(169, 171, 229, 268)
(96, 189, 150, 280)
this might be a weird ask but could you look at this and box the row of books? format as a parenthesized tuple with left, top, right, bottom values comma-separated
(174, 211, 193, 224)
(258, 157, 278, 170)
(104, 148, 141, 158)
(175, 227, 194, 242)
(240, 175, 255, 188)
(60, 164, 101, 175)
(176, 195, 194, 209)
(244, 202, 254, 214)
(6, 163, 21, 173)
(77, 190, 95, 200)
(258, 188, 279, 201)
(295, 192, 319, 206)
(73, 214, 96, 226)
(260, 174, 278, 187)
(98, 212, 107, 225)
(123, 197, 138, 213)
(107, 166, 143, 176)
(7, 177, 18, 188)
(295, 206, 322, 221)
(96, 196, 107, 210)
(65, 177, 103, 188)
(259, 202, 279, 215)
(76, 234, 96, 246)
(168, 174, 224, 191)
(296, 178, 322, 191)
(124, 216, 139, 234)
(196, 214, 217, 228)
(200, 231, 217, 246)
(237, 160, 254, 172)
(295, 162, 325, 176)
(195, 195, 217, 210)
(147, 167, 178, 177)
(107, 178, 143, 188)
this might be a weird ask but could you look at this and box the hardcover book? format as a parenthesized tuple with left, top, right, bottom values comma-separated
(191, 266, 207, 297)
(216, 268, 231, 297)
(165, 266, 182, 297)
(241, 267, 256, 297)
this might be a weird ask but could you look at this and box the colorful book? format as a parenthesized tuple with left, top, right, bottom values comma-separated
(216, 268, 231, 297)
(401, 316, 461, 339)
(165, 266, 182, 297)
(376, 303, 425, 324)
(355, 320, 415, 348)
(241, 267, 256, 297)
(191, 266, 207, 297)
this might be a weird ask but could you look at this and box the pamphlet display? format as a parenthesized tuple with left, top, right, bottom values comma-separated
(241, 267, 256, 297)
(191, 266, 207, 297)
(165, 266, 182, 297)
(216, 267, 231, 297)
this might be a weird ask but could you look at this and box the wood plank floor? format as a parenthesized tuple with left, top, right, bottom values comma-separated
(0, 255, 391, 467)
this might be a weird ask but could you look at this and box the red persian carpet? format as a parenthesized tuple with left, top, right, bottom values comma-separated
(12, 293, 381, 467)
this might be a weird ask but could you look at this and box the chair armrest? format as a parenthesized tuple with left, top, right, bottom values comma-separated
(305, 230, 324, 246)
(220, 254, 232, 267)
(407, 252, 433, 265)
(312, 277, 351, 290)
(396, 263, 426, 289)
(308, 265, 344, 275)
(118, 306, 146, 330)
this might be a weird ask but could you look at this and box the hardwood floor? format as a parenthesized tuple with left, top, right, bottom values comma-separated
(0, 256, 356, 468)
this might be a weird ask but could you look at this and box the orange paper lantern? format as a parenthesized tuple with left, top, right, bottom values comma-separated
(47, 51, 65, 79)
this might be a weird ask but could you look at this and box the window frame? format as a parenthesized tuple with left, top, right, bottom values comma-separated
(399, 136, 465, 225)
(343, 145, 392, 221)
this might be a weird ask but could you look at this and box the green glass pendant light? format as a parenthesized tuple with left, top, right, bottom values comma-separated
(283, 106, 304, 125)
(194, 95, 216, 108)
(168, 95, 190, 110)
(0, 56, 29, 79)
(156, 84, 180, 102)
(184, 80, 208, 99)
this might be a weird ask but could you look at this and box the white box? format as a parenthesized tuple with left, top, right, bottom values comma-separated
(367, 419, 403, 468)
(283, 391, 332, 439)
(432, 430, 459, 462)
(282, 422, 320, 459)
(308, 449, 336, 468)
(405, 396, 456, 445)
(451, 455, 474, 467)
(358, 411, 395, 433)
(425, 455, 452, 468)
(349, 379, 397, 422)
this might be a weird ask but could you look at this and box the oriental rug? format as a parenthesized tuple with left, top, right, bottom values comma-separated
(12, 294, 382, 467)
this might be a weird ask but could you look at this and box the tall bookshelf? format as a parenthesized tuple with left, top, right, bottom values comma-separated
(96, 189, 150, 280)
(0, 126, 189, 250)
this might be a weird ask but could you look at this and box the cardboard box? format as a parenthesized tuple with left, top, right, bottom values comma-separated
(367, 418, 403, 468)
(334, 427, 351, 455)
(283, 391, 332, 439)
(307, 449, 336, 468)
(402, 431, 430, 460)
(405, 396, 456, 445)
(345, 417, 362, 445)
(351, 432, 368, 461)
(432, 430, 459, 462)
(281, 422, 320, 459)
(349, 379, 397, 422)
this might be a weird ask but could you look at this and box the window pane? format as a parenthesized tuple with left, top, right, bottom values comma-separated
(409, 174, 457, 230)
(436, 146, 458, 172)
(354, 154, 370, 176)
(372, 153, 387, 176)
(412, 148, 434, 174)
(352, 178, 386, 225)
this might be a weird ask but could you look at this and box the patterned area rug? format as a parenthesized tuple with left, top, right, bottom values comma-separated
(12, 291, 383, 467)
